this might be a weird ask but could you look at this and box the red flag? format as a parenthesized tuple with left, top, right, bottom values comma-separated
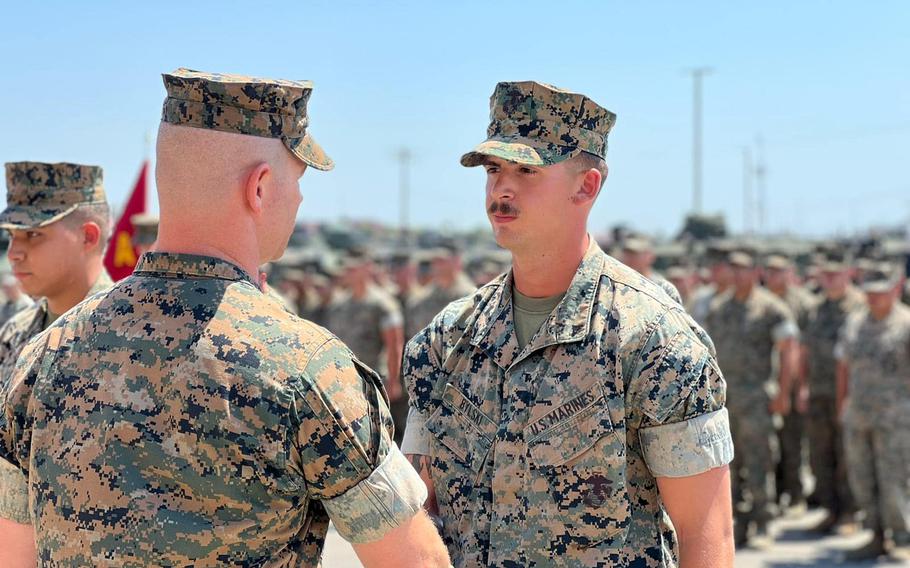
(104, 161, 148, 281)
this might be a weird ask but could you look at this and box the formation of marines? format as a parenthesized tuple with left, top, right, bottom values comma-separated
(0, 67, 907, 567)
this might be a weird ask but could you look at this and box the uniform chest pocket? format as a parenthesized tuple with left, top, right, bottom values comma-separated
(526, 388, 629, 548)
(424, 383, 495, 476)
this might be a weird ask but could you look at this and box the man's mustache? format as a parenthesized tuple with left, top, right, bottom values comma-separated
(488, 201, 519, 216)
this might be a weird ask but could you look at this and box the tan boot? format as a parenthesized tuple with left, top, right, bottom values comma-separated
(844, 529, 886, 562)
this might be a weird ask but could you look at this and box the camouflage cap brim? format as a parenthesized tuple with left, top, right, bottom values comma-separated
(0, 203, 81, 230)
(862, 280, 896, 294)
(460, 139, 581, 167)
(285, 131, 334, 171)
(820, 261, 848, 273)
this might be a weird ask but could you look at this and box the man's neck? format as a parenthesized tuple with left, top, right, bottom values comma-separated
(871, 306, 893, 321)
(350, 281, 368, 299)
(46, 261, 102, 316)
(769, 283, 788, 297)
(733, 283, 754, 302)
(511, 234, 589, 298)
(826, 287, 847, 301)
(155, 220, 261, 282)
(436, 274, 457, 290)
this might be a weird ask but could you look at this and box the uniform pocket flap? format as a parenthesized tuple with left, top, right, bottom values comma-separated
(424, 383, 495, 473)
(526, 387, 614, 468)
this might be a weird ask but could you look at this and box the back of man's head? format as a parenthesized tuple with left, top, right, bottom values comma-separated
(153, 68, 333, 269)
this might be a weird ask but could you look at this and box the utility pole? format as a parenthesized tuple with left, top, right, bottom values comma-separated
(754, 135, 767, 234)
(687, 67, 713, 214)
(742, 147, 753, 234)
(396, 147, 412, 246)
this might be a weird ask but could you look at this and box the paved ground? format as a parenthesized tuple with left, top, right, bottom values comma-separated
(321, 508, 909, 567)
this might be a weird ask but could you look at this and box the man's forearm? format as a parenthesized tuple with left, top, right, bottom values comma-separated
(777, 339, 797, 398)
(836, 360, 849, 417)
(0, 518, 37, 568)
(383, 328, 404, 385)
(406, 453, 439, 516)
(678, 532, 734, 568)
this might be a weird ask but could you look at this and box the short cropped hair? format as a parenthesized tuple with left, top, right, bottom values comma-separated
(570, 152, 608, 189)
(62, 202, 113, 253)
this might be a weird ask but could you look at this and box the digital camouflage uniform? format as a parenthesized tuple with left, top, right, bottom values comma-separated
(837, 280, 910, 537)
(771, 277, 817, 505)
(0, 69, 426, 565)
(621, 238, 684, 307)
(804, 283, 864, 517)
(651, 272, 684, 307)
(404, 241, 731, 567)
(0, 161, 114, 525)
(405, 273, 477, 342)
(326, 284, 403, 379)
(705, 279, 797, 526)
(327, 283, 405, 443)
(404, 82, 733, 567)
(0, 294, 33, 328)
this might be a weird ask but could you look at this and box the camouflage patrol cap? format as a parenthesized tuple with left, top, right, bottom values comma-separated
(862, 262, 899, 293)
(1, 162, 107, 230)
(764, 254, 792, 270)
(461, 81, 617, 167)
(855, 257, 877, 273)
(130, 213, 159, 246)
(665, 266, 691, 280)
(728, 251, 755, 268)
(820, 260, 848, 273)
(161, 68, 334, 171)
(705, 240, 737, 264)
(622, 236, 654, 254)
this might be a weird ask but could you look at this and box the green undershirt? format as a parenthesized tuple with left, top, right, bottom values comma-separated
(512, 289, 565, 349)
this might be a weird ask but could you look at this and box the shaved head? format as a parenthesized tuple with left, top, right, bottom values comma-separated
(154, 122, 307, 271)
(156, 122, 293, 210)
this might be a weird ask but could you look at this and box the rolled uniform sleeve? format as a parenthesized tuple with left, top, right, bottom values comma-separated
(0, 462, 28, 523)
(834, 316, 858, 362)
(630, 311, 734, 478)
(773, 319, 799, 342)
(292, 338, 426, 544)
(400, 406, 432, 456)
(0, 329, 55, 523)
(378, 294, 404, 332)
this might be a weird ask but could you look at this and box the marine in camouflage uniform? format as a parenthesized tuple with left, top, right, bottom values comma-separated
(803, 259, 863, 529)
(705, 251, 798, 545)
(0, 68, 439, 566)
(621, 236, 684, 306)
(765, 253, 816, 508)
(0, 276, 33, 327)
(837, 263, 910, 560)
(326, 252, 404, 383)
(0, 161, 113, 527)
(402, 81, 733, 567)
(404, 246, 476, 342)
(129, 212, 158, 256)
(689, 242, 735, 325)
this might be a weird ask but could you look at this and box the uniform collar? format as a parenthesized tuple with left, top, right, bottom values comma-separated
(471, 237, 604, 369)
(134, 252, 259, 288)
(90, 268, 114, 294)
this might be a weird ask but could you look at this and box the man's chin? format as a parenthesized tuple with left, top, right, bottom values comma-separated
(18, 281, 45, 298)
(491, 226, 518, 252)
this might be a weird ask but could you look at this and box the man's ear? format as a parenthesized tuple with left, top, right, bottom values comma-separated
(244, 161, 272, 216)
(573, 167, 603, 204)
(82, 222, 102, 252)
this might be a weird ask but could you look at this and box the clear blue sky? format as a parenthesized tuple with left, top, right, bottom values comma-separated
(1, 1, 907, 238)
